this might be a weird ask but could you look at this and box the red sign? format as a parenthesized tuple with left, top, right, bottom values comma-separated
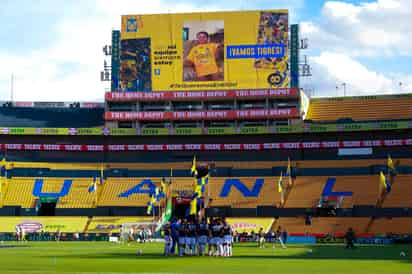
(0, 139, 410, 151)
(105, 108, 299, 121)
(14, 101, 34, 107)
(80, 102, 104, 108)
(105, 88, 298, 102)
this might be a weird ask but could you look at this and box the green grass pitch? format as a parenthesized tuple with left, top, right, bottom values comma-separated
(0, 242, 411, 274)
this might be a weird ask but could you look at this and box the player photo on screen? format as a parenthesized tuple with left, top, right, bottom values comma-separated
(183, 20, 224, 82)
(255, 12, 288, 70)
(120, 38, 152, 92)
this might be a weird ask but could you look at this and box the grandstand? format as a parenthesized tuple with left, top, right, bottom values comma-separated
(306, 94, 412, 122)
(0, 10, 410, 244)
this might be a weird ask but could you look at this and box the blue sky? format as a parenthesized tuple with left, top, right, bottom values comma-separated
(0, 0, 411, 101)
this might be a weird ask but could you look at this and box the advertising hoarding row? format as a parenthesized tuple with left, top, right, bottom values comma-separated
(105, 108, 299, 121)
(106, 88, 298, 101)
(0, 121, 409, 136)
(0, 139, 409, 152)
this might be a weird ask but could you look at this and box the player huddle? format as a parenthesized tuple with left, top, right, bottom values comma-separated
(163, 217, 233, 257)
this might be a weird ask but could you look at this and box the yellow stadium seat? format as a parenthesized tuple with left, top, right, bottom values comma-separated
(382, 175, 412, 208)
(306, 97, 412, 122)
(3, 178, 96, 208)
(369, 218, 412, 234)
(275, 217, 370, 234)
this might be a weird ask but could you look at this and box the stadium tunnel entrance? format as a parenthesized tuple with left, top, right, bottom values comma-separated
(172, 196, 192, 219)
(170, 164, 209, 220)
(36, 197, 57, 216)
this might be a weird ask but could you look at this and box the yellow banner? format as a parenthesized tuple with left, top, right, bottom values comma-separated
(226, 218, 275, 233)
(77, 128, 103, 135)
(0, 217, 88, 232)
(87, 217, 154, 233)
(121, 10, 289, 91)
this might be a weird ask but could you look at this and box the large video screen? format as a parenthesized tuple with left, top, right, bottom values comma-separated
(120, 10, 289, 91)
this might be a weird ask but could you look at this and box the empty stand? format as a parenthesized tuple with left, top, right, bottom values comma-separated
(3, 178, 96, 208)
(98, 178, 153, 207)
(284, 176, 326, 208)
(97, 177, 196, 207)
(369, 218, 412, 234)
(209, 177, 281, 208)
(306, 96, 412, 122)
(331, 176, 379, 207)
(382, 175, 412, 208)
(285, 176, 380, 208)
(57, 179, 96, 208)
(3, 178, 34, 208)
(275, 217, 370, 234)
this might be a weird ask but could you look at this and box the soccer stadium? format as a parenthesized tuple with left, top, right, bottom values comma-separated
(0, 5, 412, 274)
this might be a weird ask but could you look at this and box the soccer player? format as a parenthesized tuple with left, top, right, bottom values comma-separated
(209, 218, 221, 256)
(177, 219, 187, 256)
(128, 226, 135, 242)
(185, 31, 223, 81)
(163, 225, 173, 256)
(15, 225, 21, 242)
(187, 219, 197, 255)
(276, 226, 286, 249)
(258, 227, 265, 248)
(222, 219, 233, 257)
(170, 218, 179, 255)
(345, 227, 356, 249)
(197, 218, 209, 256)
(210, 218, 224, 256)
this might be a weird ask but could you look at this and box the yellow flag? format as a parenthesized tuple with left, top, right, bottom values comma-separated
(190, 198, 197, 215)
(387, 155, 395, 170)
(278, 172, 283, 193)
(194, 184, 202, 197)
(191, 155, 198, 176)
(286, 158, 292, 186)
(161, 177, 167, 192)
(379, 171, 391, 192)
(100, 164, 104, 184)
(147, 203, 153, 215)
(379, 171, 386, 188)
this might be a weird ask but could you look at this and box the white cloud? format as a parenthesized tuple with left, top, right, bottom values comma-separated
(302, 0, 412, 57)
(0, 0, 304, 102)
(0, 0, 206, 102)
(299, 0, 412, 97)
(307, 52, 412, 97)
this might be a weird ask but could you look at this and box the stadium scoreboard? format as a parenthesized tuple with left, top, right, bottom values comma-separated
(118, 10, 289, 92)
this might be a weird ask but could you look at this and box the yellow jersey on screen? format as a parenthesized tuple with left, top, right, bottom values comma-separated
(187, 43, 219, 77)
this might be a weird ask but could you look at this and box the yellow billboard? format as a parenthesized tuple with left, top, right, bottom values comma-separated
(226, 218, 275, 233)
(120, 10, 289, 91)
(87, 217, 154, 233)
(0, 217, 88, 233)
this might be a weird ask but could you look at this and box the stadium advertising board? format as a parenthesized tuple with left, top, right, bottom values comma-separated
(240, 126, 269, 134)
(207, 127, 237, 135)
(174, 128, 203, 135)
(0, 139, 410, 152)
(226, 218, 274, 233)
(120, 10, 289, 91)
(141, 128, 169, 136)
(106, 88, 298, 101)
(105, 108, 299, 121)
(0, 217, 88, 233)
(0, 120, 409, 136)
(87, 217, 153, 233)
